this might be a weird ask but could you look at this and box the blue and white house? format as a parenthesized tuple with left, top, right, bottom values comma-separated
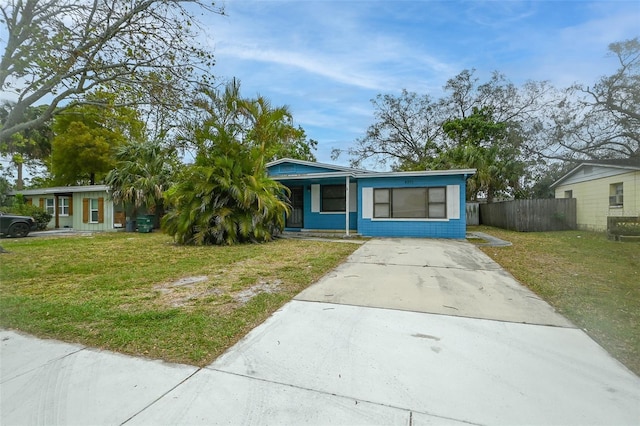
(267, 158, 476, 239)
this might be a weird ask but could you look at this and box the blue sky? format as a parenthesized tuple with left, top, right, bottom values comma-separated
(203, 0, 640, 168)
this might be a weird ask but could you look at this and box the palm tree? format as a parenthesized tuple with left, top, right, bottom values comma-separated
(106, 140, 179, 226)
(162, 81, 292, 245)
(162, 151, 290, 245)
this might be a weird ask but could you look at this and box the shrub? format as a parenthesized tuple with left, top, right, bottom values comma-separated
(2, 202, 52, 230)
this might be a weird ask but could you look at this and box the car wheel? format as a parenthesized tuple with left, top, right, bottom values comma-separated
(8, 222, 29, 238)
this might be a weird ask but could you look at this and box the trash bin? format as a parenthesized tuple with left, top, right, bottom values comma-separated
(126, 219, 136, 232)
(137, 216, 153, 233)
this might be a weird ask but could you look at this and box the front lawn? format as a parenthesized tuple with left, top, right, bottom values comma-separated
(0, 233, 359, 366)
(470, 226, 640, 376)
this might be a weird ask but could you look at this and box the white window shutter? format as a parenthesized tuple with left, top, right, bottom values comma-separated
(447, 185, 460, 219)
(311, 184, 320, 213)
(349, 182, 357, 212)
(362, 187, 373, 219)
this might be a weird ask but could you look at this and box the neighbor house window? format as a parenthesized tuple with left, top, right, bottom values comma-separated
(45, 198, 55, 215)
(609, 183, 623, 207)
(564, 190, 573, 198)
(90, 199, 99, 223)
(83, 197, 104, 224)
(373, 187, 446, 219)
(321, 185, 346, 212)
(58, 197, 70, 216)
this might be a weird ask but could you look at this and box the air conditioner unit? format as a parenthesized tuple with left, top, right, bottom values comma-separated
(610, 195, 623, 206)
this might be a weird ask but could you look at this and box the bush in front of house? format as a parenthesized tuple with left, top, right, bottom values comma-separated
(2, 195, 52, 230)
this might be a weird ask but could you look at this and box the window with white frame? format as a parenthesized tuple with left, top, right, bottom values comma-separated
(45, 198, 55, 215)
(58, 197, 70, 216)
(373, 187, 446, 219)
(609, 183, 623, 207)
(90, 199, 100, 223)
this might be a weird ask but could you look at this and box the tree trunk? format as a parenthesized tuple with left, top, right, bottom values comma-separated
(16, 162, 23, 190)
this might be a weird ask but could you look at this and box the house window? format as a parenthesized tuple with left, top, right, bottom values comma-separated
(564, 190, 573, 199)
(58, 197, 70, 216)
(609, 183, 623, 207)
(373, 187, 447, 219)
(90, 199, 100, 223)
(428, 187, 447, 218)
(373, 188, 390, 218)
(321, 185, 346, 212)
(45, 198, 55, 215)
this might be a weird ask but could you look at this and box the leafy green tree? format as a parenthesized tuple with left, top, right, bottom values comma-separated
(438, 107, 527, 202)
(163, 82, 293, 245)
(51, 92, 145, 185)
(338, 70, 553, 172)
(0, 0, 223, 143)
(106, 140, 180, 225)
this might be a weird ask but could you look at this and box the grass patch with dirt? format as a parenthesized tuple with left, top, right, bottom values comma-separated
(0, 232, 359, 366)
(469, 225, 640, 376)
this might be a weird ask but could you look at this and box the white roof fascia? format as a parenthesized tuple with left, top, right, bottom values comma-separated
(355, 169, 476, 179)
(270, 172, 355, 180)
(550, 163, 640, 189)
(10, 185, 110, 195)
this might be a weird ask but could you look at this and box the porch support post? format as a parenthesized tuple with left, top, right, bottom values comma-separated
(54, 194, 60, 229)
(345, 176, 350, 236)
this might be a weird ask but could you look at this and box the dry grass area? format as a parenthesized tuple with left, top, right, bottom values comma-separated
(0, 232, 359, 366)
(469, 226, 640, 376)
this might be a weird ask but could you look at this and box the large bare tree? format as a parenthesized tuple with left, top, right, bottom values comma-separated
(0, 0, 223, 143)
(545, 38, 640, 161)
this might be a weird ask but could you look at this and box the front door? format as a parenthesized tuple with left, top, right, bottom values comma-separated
(286, 186, 304, 228)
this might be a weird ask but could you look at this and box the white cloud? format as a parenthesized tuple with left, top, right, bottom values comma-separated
(203, 0, 640, 165)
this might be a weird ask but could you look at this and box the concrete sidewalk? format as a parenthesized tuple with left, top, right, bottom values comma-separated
(2, 238, 640, 425)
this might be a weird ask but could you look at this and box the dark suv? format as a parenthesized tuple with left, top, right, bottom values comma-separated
(0, 212, 37, 238)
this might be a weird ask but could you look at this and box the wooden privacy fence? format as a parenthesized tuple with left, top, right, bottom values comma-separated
(480, 198, 577, 232)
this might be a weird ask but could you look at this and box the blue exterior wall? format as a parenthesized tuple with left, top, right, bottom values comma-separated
(357, 175, 467, 239)
(279, 178, 357, 231)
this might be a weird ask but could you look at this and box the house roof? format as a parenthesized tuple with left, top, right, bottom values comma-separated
(579, 157, 640, 168)
(267, 158, 476, 180)
(10, 185, 110, 196)
(550, 157, 640, 188)
(266, 158, 367, 174)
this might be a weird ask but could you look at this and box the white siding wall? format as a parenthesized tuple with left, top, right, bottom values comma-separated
(555, 170, 639, 231)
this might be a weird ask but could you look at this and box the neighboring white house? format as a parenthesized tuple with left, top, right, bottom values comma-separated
(10, 185, 126, 231)
(551, 158, 640, 232)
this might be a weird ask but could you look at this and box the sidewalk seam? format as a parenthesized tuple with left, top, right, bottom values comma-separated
(205, 367, 483, 426)
(0, 346, 85, 384)
(119, 368, 202, 425)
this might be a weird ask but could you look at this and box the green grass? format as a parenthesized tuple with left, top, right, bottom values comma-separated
(0, 232, 359, 366)
(469, 225, 640, 376)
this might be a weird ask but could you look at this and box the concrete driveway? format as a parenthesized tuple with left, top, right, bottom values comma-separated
(2, 238, 639, 425)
